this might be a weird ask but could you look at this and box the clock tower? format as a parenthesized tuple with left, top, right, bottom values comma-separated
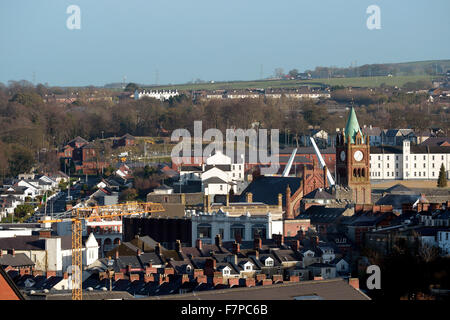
(336, 106, 371, 204)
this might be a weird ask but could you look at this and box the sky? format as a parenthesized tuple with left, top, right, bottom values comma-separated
(0, 0, 449, 87)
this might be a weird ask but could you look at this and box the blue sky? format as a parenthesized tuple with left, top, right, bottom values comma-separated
(0, 0, 449, 86)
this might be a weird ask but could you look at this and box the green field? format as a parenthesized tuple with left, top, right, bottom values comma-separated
(142, 75, 434, 91)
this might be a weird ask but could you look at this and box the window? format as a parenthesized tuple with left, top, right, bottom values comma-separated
(414, 156, 416, 160)
(220, 185, 223, 191)
(387, 163, 389, 168)
(231, 224, 245, 240)
(387, 156, 389, 160)
(197, 224, 211, 239)
(423, 163, 426, 168)
(252, 224, 266, 239)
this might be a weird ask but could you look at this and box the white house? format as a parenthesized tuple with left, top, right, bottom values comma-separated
(370, 140, 450, 180)
(190, 209, 275, 246)
(135, 89, 179, 101)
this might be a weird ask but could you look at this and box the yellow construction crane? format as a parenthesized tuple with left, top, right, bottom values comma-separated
(38, 202, 165, 300)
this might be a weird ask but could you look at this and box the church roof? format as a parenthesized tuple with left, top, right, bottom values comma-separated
(344, 106, 362, 144)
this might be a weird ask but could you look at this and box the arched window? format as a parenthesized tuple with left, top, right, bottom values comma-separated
(230, 224, 245, 240)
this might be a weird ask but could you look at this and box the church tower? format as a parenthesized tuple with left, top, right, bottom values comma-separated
(336, 106, 371, 204)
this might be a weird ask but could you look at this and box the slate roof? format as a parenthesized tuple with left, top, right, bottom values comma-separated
(0, 235, 75, 251)
(0, 253, 35, 267)
(297, 206, 347, 224)
(204, 164, 231, 172)
(203, 177, 228, 185)
(238, 176, 302, 205)
(375, 194, 421, 209)
(303, 188, 334, 200)
(385, 184, 413, 194)
(370, 146, 403, 154)
(141, 278, 370, 300)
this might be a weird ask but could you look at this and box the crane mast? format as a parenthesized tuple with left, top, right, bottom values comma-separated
(39, 202, 165, 300)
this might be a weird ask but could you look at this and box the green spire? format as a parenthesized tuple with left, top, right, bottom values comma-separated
(344, 106, 362, 144)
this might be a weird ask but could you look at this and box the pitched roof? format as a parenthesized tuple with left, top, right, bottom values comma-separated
(0, 267, 25, 300)
(344, 106, 362, 144)
(0, 253, 35, 267)
(303, 188, 334, 200)
(238, 176, 302, 205)
(297, 206, 347, 224)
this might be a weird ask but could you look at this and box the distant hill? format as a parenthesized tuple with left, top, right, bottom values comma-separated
(304, 59, 450, 78)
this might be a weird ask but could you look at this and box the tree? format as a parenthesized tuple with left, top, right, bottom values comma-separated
(125, 83, 139, 92)
(288, 69, 299, 79)
(8, 146, 34, 177)
(14, 204, 34, 218)
(274, 68, 284, 78)
(119, 188, 138, 202)
(437, 163, 447, 188)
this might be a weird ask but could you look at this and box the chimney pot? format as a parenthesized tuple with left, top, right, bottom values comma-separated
(196, 239, 203, 250)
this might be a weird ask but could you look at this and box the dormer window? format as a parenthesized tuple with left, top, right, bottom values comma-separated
(223, 268, 230, 276)
(265, 258, 274, 267)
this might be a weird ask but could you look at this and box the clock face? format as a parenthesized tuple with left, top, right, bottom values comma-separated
(354, 150, 364, 162)
(340, 151, 346, 161)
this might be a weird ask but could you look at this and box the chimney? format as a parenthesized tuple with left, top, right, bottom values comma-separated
(39, 230, 52, 238)
(175, 240, 181, 252)
(278, 193, 283, 208)
(349, 278, 359, 290)
(63, 272, 68, 279)
(285, 185, 293, 219)
(232, 242, 240, 255)
(196, 275, 207, 284)
(155, 243, 161, 256)
(246, 192, 253, 203)
(144, 273, 154, 283)
(205, 258, 217, 271)
(196, 239, 203, 251)
(115, 250, 119, 259)
(0, 250, 2, 257)
(292, 239, 300, 251)
(215, 234, 222, 247)
(181, 274, 189, 284)
(9, 249, 15, 257)
(323, 166, 328, 189)
(253, 237, 262, 250)
(273, 233, 284, 247)
(46, 270, 56, 279)
(226, 193, 229, 206)
(137, 249, 142, 256)
(245, 278, 255, 287)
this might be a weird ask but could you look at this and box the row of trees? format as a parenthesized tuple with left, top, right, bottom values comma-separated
(0, 81, 448, 178)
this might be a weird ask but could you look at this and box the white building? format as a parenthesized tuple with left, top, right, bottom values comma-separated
(369, 140, 450, 180)
(179, 151, 247, 196)
(135, 89, 179, 101)
(437, 230, 450, 255)
(189, 209, 282, 246)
